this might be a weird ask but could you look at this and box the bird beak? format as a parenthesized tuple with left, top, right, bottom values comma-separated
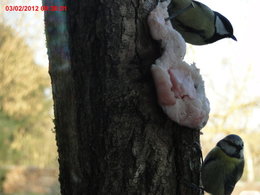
(230, 34, 237, 41)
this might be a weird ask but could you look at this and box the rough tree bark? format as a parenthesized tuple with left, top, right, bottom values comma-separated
(44, 0, 202, 194)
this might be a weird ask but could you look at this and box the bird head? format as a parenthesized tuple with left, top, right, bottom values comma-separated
(214, 12, 237, 41)
(217, 134, 244, 159)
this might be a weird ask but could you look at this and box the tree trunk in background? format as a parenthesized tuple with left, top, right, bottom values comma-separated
(44, 0, 202, 194)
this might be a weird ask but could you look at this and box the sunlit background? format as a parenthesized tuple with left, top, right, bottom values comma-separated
(0, 0, 259, 194)
(0, 0, 59, 194)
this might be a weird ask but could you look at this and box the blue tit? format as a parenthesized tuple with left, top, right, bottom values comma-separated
(167, 0, 237, 45)
(201, 134, 244, 195)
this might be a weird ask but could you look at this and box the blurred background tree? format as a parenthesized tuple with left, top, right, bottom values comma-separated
(0, 1, 59, 194)
(0, 22, 56, 168)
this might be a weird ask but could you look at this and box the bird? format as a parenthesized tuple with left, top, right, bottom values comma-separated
(201, 134, 244, 195)
(167, 0, 237, 45)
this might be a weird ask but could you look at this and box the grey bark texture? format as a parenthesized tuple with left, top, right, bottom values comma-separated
(44, 0, 202, 194)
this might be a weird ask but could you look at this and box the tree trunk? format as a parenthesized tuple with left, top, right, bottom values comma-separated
(44, 0, 202, 194)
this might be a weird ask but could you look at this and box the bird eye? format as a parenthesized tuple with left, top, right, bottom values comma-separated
(237, 145, 243, 150)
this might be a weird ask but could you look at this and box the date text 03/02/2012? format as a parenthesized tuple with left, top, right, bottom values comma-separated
(5, 5, 67, 12)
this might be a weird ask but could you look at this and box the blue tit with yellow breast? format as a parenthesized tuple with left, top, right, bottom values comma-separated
(201, 134, 244, 195)
(167, 0, 237, 45)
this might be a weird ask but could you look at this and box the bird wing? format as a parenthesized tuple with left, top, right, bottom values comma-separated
(174, 19, 207, 38)
(202, 147, 218, 166)
(224, 160, 244, 195)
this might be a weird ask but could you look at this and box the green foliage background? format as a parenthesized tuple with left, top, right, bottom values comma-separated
(0, 22, 57, 168)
